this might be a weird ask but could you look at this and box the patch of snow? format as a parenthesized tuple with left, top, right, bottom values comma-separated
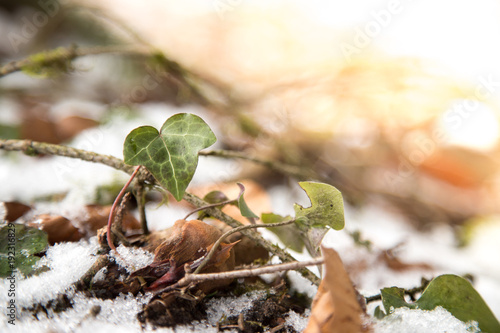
(0, 237, 99, 313)
(373, 306, 480, 333)
(286, 271, 318, 300)
(205, 290, 266, 325)
(285, 309, 310, 332)
(112, 244, 154, 273)
(4, 292, 153, 333)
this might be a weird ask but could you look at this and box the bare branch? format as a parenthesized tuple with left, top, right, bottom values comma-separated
(0, 139, 134, 173)
(0, 45, 148, 78)
(157, 256, 324, 295)
(183, 198, 236, 220)
(200, 149, 316, 180)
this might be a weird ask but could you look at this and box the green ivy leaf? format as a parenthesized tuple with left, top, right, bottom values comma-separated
(123, 113, 216, 201)
(373, 306, 387, 319)
(0, 223, 48, 277)
(236, 183, 258, 219)
(293, 182, 345, 230)
(203, 190, 230, 204)
(380, 287, 417, 313)
(261, 213, 304, 253)
(381, 274, 500, 332)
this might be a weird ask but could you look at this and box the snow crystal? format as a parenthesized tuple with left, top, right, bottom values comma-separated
(205, 290, 267, 325)
(112, 244, 154, 273)
(374, 306, 480, 333)
(285, 309, 310, 332)
(0, 237, 100, 310)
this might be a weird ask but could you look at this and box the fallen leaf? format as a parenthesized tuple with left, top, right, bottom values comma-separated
(229, 234, 269, 267)
(20, 113, 60, 144)
(133, 219, 236, 293)
(56, 116, 99, 142)
(0, 201, 31, 222)
(83, 204, 140, 235)
(419, 147, 497, 188)
(378, 249, 433, 272)
(26, 205, 140, 245)
(28, 214, 83, 245)
(304, 247, 372, 333)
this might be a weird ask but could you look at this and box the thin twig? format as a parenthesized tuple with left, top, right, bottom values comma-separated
(107, 166, 141, 252)
(200, 149, 316, 180)
(193, 219, 295, 274)
(0, 45, 148, 78)
(111, 192, 133, 247)
(134, 183, 149, 235)
(156, 256, 324, 295)
(0, 139, 133, 173)
(183, 198, 236, 220)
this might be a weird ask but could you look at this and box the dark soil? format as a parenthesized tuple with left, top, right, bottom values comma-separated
(72, 258, 311, 332)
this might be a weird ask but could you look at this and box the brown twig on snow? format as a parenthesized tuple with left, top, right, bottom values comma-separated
(74, 255, 110, 289)
(0, 139, 321, 285)
(155, 256, 324, 295)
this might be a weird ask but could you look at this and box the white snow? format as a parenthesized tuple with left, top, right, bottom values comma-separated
(373, 306, 480, 333)
(205, 290, 267, 325)
(112, 244, 154, 273)
(0, 238, 100, 310)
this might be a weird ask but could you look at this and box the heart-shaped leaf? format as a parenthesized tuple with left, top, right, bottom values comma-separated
(381, 274, 500, 332)
(123, 113, 216, 201)
(294, 182, 345, 230)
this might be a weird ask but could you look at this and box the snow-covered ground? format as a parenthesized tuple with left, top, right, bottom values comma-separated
(1, 104, 499, 332)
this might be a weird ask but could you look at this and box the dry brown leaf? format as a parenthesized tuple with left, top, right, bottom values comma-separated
(133, 220, 236, 293)
(83, 204, 140, 235)
(0, 201, 31, 222)
(28, 214, 84, 245)
(304, 247, 372, 333)
(20, 114, 60, 144)
(419, 147, 497, 188)
(379, 249, 433, 272)
(56, 116, 99, 142)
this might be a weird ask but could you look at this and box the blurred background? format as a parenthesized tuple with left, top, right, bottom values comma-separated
(1, 0, 500, 240)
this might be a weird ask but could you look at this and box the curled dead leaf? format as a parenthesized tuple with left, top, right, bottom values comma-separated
(305, 247, 372, 333)
(0, 201, 31, 222)
(28, 214, 83, 245)
(132, 220, 237, 293)
(56, 116, 99, 142)
(379, 249, 433, 272)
